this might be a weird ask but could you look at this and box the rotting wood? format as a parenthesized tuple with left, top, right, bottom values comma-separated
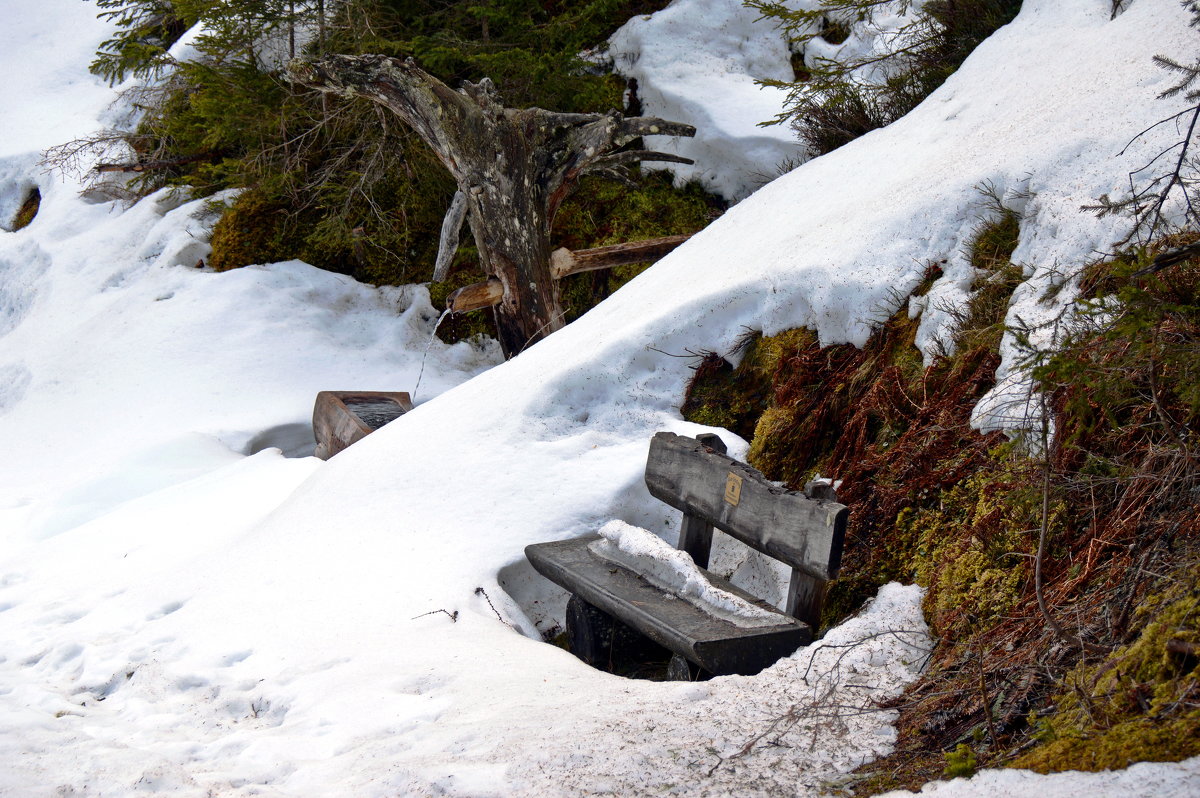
(446, 278, 504, 313)
(289, 54, 695, 357)
(549, 234, 693, 279)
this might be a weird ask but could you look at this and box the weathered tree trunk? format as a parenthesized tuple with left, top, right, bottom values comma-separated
(289, 54, 695, 356)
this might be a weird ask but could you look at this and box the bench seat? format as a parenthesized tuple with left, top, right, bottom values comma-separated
(526, 534, 812, 676)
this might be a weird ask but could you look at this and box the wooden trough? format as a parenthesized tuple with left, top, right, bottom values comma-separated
(313, 390, 413, 460)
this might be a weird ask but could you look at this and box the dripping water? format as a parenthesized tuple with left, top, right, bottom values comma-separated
(412, 307, 453, 403)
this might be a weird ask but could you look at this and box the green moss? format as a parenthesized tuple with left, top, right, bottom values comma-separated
(749, 328, 816, 378)
(1017, 714, 1200, 772)
(744, 311, 922, 487)
(553, 171, 720, 324)
(680, 328, 821, 447)
(1015, 563, 1200, 772)
(11, 187, 39, 231)
(208, 188, 298, 271)
(901, 467, 1046, 636)
(943, 743, 978, 779)
(953, 209, 1023, 353)
(819, 453, 1044, 636)
(205, 133, 455, 284)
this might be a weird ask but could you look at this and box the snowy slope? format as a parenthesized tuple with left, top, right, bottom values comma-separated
(2, 0, 1200, 795)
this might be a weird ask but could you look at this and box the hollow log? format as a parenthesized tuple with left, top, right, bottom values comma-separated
(289, 54, 695, 357)
(549, 234, 693, 279)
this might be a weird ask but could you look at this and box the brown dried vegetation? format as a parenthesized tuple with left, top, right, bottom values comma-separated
(682, 225, 1200, 789)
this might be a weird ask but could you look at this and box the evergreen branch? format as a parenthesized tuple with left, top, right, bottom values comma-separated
(1153, 55, 1200, 100)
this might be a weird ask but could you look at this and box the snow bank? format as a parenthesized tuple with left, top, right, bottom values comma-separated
(880, 756, 1200, 798)
(607, 0, 803, 200)
(3, 0, 1200, 795)
(607, 0, 925, 201)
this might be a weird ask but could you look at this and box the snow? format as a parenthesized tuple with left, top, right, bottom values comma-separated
(592, 519, 782, 626)
(878, 757, 1200, 798)
(2, 0, 1200, 795)
(607, 0, 804, 200)
(606, 0, 924, 201)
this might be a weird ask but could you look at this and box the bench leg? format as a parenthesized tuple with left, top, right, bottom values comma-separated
(666, 654, 708, 682)
(566, 594, 616, 667)
(566, 594, 673, 674)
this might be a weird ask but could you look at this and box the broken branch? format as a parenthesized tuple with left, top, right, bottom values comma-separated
(617, 117, 697, 143)
(586, 150, 695, 171)
(433, 190, 468, 282)
(549, 234, 693, 279)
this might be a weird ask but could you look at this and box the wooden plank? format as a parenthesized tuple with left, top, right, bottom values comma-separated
(644, 432, 848, 580)
(549, 234, 692, 279)
(526, 535, 811, 675)
(676, 432, 726, 568)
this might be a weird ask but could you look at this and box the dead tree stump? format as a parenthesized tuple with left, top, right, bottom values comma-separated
(289, 54, 695, 356)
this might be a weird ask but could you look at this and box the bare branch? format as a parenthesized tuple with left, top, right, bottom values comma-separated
(585, 150, 695, 171)
(616, 117, 697, 142)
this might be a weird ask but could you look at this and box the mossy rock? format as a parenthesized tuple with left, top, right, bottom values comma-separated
(11, 187, 40, 232)
(681, 329, 815, 444)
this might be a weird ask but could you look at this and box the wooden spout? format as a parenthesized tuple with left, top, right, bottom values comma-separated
(447, 278, 504, 312)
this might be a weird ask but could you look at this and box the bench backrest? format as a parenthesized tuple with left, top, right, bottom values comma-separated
(644, 431, 848, 626)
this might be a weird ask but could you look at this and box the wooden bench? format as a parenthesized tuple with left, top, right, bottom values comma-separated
(525, 431, 848, 677)
(312, 391, 413, 460)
